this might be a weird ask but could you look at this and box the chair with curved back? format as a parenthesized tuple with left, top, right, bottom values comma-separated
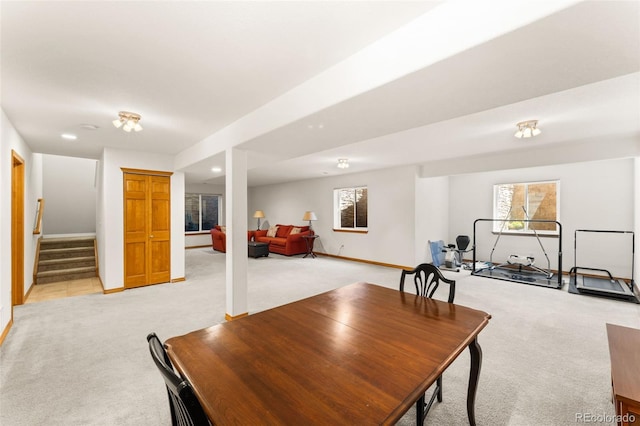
(399, 263, 456, 425)
(147, 332, 211, 426)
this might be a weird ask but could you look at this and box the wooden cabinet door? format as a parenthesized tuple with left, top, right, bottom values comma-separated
(123, 170, 171, 288)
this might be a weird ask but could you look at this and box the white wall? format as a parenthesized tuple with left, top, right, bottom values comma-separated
(415, 175, 449, 265)
(42, 154, 97, 235)
(0, 110, 43, 335)
(249, 166, 417, 267)
(96, 148, 185, 291)
(441, 158, 635, 274)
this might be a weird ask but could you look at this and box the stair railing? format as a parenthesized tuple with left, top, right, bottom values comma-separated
(33, 198, 44, 235)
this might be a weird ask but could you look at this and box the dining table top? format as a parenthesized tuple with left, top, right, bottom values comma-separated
(165, 282, 491, 425)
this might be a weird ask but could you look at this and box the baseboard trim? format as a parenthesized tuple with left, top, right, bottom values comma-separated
(186, 245, 211, 249)
(0, 319, 14, 347)
(315, 252, 412, 271)
(24, 283, 34, 302)
(171, 277, 186, 283)
(103, 287, 124, 294)
(225, 312, 248, 322)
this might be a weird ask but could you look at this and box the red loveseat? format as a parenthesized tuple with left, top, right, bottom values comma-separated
(254, 224, 314, 256)
(210, 226, 254, 253)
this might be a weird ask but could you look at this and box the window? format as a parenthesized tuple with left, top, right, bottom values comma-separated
(493, 181, 559, 234)
(185, 193, 221, 232)
(333, 186, 368, 231)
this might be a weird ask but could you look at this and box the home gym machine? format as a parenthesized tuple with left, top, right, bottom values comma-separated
(569, 230, 638, 303)
(471, 216, 563, 289)
(429, 235, 472, 272)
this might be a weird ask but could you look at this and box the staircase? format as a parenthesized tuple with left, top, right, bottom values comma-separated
(35, 237, 97, 284)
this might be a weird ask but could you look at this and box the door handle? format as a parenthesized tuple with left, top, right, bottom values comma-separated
(150, 235, 154, 238)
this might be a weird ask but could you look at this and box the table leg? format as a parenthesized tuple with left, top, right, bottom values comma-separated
(467, 337, 482, 426)
(303, 237, 316, 258)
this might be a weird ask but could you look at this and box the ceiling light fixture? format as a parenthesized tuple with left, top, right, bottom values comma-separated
(337, 158, 349, 169)
(112, 111, 143, 132)
(61, 133, 77, 140)
(211, 167, 222, 173)
(514, 120, 541, 138)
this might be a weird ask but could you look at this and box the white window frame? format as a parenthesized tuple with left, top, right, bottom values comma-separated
(492, 180, 560, 235)
(333, 186, 368, 232)
(185, 193, 223, 233)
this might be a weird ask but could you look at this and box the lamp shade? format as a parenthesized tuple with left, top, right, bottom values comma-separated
(302, 211, 317, 221)
(253, 210, 265, 230)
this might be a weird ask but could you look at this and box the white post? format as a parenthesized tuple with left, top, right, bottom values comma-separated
(225, 148, 248, 320)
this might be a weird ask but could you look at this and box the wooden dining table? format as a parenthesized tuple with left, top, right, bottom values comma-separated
(165, 282, 491, 425)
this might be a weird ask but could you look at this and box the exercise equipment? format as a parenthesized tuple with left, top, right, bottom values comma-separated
(471, 216, 563, 289)
(569, 230, 638, 303)
(444, 235, 472, 270)
(430, 236, 472, 272)
(489, 207, 554, 280)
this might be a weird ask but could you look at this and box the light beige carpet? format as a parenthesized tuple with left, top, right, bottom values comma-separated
(1, 248, 638, 425)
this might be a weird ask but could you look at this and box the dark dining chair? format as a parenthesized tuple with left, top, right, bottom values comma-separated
(147, 333, 211, 426)
(399, 263, 456, 425)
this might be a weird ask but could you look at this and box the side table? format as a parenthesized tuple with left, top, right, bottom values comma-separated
(302, 235, 319, 258)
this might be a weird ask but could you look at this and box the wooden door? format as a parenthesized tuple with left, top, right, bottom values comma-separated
(123, 169, 172, 288)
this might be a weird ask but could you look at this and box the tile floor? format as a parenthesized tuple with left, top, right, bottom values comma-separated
(26, 277, 103, 303)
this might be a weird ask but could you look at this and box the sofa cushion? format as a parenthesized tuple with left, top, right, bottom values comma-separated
(276, 225, 292, 238)
(268, 237, 287, 247)
(266, 226, 279, 238)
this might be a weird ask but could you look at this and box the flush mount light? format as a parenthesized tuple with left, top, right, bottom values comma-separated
(112, 111, 143, 132)
(61, 133, 78, 140)
(337, 158, 349, 169)
(211, 167, 222, 173)
(514, 120, 541, 138)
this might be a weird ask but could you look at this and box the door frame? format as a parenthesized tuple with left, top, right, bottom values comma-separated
(11, 150, 25, 307)
(121, 168, 172, 288)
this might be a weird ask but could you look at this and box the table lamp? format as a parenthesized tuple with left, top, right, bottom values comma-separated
(302, 211, 317, 229)
(253, 210, 265, 230)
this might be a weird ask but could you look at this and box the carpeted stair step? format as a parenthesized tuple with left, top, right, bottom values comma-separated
(36, 266, 97, 284)
(39, 237, 95, 250)
(39, 247, 95, 261)
(35, 236, 97, 284)
(38, 256, 96, 272)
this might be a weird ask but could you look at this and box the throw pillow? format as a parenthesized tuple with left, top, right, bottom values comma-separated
(266, 226, 279, 238)
(290, 227, 301, 235)
(220, 226, 226, 233)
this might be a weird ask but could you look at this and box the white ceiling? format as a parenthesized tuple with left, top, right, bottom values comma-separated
(2, 1, 639, 187)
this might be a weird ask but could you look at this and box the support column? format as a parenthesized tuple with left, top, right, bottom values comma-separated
(224, 148, 248, 321)
(634, 157, 640, 287)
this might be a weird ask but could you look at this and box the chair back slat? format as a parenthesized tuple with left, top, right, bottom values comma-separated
(400, 263, 456, 303)
(147, 333, 211, 426)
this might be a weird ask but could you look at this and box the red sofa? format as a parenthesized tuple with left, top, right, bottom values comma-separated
(210, 226, 254, 253)
(254, 224, 314, 256)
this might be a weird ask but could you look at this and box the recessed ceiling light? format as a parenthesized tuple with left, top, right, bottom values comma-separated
(61, 134, 78, 140)
(211, 167, 222, 173)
